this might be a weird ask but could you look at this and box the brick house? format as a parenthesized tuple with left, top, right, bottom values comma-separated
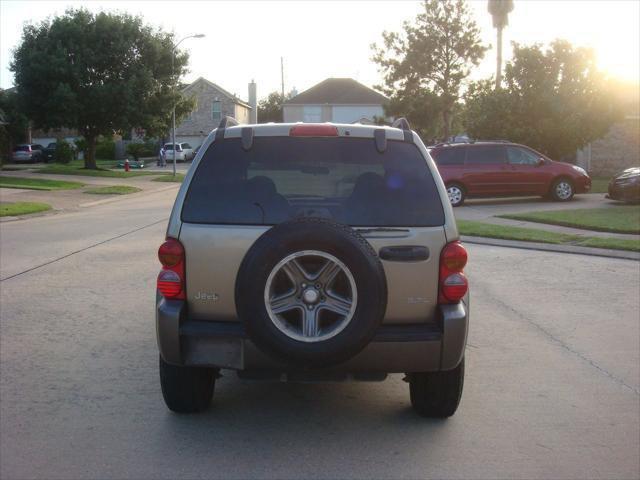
(172, 77, 254, 148)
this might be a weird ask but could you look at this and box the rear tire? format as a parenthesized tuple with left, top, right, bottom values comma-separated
(159, 355, 217, 413)
(409, 358, 464, 418)
(446, 183, 465, 207)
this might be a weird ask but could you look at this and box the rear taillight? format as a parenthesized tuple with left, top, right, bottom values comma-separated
(439, 241, 468, 304)
(290, 125, 338, 137)
(157, 238, 185, 299)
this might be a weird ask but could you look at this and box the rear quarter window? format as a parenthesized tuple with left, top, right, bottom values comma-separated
(465, 145, 506, 164)
(181, 136, 445, 227)
(432, 147, 466, 165)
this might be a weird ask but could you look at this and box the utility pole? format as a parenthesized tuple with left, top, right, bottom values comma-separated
(281, 57, 285, 100)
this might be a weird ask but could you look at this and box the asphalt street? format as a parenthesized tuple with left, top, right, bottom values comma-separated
(1, 189, 639, 479)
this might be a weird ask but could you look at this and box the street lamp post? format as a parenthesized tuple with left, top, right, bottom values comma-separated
(171, 33, 205, 176)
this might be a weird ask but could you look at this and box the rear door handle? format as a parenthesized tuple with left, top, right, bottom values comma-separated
(379, 245, 429, 262)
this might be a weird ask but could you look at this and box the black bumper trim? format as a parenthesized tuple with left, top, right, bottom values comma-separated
(180, 320, 442, 343)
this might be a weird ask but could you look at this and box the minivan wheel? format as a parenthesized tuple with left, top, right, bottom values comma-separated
(159, 355, 217, 413)
(408, 358, 464, 418)
(550, 178, 574, 202)
(446, 184, 465, 207)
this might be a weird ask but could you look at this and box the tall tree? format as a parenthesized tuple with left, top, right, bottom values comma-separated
(488, 0, 514, 89)
(11, 9, 192, 169)
(463, 40, 622, 159)
(372, 0, 486, 140)
(0, 89, 29, 161)
(257, 91, 294, 123)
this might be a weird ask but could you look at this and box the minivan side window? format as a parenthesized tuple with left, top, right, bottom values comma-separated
(433, 147, 465, 165)
(465, 146, 506, 164)
(506, 146, 540, 165)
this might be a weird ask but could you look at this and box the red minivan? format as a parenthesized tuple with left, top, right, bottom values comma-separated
(429, 142, 591, 206)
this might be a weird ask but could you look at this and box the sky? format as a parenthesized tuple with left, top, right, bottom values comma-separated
(1, 0, 639, 102)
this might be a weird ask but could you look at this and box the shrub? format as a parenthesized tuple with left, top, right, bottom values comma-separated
(95, 139, 116, 160)
(126, 142, 145, 160)
(127, 141, 158, 160)
(54, 140, 74, 164)
(74, 138, 87, 158)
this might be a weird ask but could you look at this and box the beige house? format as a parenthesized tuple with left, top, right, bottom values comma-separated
(283, 78, 388, 124)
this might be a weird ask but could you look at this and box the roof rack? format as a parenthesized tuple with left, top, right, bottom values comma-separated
(392, 117, 411, 130)
(217, 116, 239, 129)
(215, 116, 240, 141)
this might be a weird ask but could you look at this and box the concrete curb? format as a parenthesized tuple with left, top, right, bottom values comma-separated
(461, 235, 640, 261)
(79, 184, 180, 208)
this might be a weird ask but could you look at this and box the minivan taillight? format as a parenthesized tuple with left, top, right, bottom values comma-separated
(157, 238, 185, 299)
(439, 241, 468, 304)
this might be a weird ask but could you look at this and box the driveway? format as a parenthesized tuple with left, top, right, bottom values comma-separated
(0, 190, 638, 479)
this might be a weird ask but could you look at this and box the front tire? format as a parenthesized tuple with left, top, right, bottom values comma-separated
(550, 178, 574, 202)
(409, 358, 464, 418)
(446, 183, 465, 207)
(159, 355, 217, 413)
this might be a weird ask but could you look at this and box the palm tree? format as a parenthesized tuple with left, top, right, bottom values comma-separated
(488, 0, 514, 89)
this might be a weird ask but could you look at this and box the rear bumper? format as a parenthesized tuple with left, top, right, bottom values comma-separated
(156, 296, 469, 373)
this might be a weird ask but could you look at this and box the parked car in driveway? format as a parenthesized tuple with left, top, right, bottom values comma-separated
(160, 142, 194, 163)
(156, 117, 469, 417)
(43, 142, 57, 163)
(607, 167, 640, 203)
(11, 144, 45, 163)
(429, 142, 591, 206)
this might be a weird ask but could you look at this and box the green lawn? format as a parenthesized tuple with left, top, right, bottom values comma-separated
(0, 176, 84, 190)
(457, 220, 580, 244)
(457, 220, 640, 252)
(499, 206, 640, 234)
(152, 173, 184, 183)
(0, 201, 52, 217)
(84, 185, 142, 195)
(38, 164, 157, 178)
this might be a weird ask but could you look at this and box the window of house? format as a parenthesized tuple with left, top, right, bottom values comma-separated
(212, 101, 222, 122)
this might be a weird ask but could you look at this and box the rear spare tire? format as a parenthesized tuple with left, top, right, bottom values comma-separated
(236, 218, 387, 368)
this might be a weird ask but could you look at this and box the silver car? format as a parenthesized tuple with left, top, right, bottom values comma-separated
(156, 117, 470, 417)
(12, 144, 45, 163)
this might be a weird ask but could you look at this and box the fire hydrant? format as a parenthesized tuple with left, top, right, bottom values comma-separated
(124, 159, 130, 172)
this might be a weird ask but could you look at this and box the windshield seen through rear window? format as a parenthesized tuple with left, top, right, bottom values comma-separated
(181, 136, 444, 227)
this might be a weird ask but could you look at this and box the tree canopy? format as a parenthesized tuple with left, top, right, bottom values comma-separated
(0, 89, 29, 161)
(463, 40, 623, 159)
(257, 91, 295, 123)
(11, 9, 193, 168)
(372, 0, 486, 140)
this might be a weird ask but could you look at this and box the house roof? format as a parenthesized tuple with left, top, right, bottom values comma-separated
(183, 77, 252, 109)
(284, 78, 388, 105)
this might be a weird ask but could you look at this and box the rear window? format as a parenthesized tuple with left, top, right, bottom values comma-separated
(432, 147, 465, 165)
(14, 145, 29, 152)
(181, 136, 445, 227)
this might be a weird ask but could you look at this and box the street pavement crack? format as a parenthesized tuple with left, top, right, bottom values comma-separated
(0, 218, 168, 282)
(480, 284, 640, 397)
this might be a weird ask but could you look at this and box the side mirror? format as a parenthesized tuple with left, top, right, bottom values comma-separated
(537, 158, 545, 166)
